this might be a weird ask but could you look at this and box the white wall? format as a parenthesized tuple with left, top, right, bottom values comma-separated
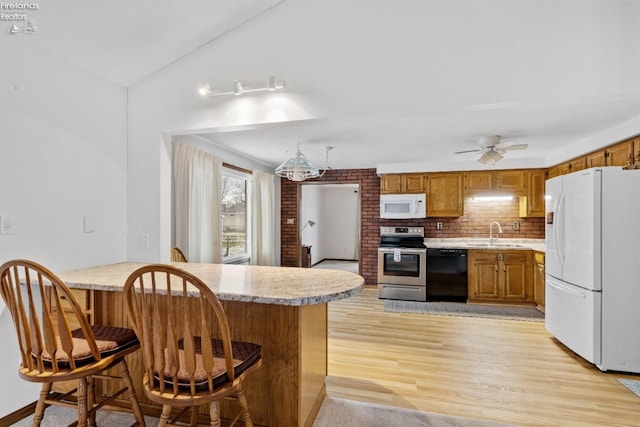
(0, 38, 128, 417)
(300, 184, 359, 265)
(319, 186, 359, 261)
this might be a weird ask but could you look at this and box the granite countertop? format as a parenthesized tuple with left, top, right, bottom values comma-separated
(57, 262, 364, 306)
(424, 238, 546, 253)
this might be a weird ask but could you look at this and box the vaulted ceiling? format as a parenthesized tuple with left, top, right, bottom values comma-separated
(10, 0, 640, 171)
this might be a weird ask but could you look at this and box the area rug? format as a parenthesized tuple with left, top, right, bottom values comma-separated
(13, 396, 514, 427)
(384, 300, 544, 321)
(314, 397, 514, 427)
(619, 379, 640, 398)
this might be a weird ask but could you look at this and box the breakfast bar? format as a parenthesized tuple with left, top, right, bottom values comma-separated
(57, 262, 364, 427)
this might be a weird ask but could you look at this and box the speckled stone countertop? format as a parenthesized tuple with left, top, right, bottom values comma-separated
(57, 262, 364, 306)
(424, 238, 546, 253)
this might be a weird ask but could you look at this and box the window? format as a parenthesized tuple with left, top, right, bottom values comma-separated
(222, 168, 250, 263)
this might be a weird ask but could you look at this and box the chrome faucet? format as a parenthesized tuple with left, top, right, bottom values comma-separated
(489, 221, 503, 246)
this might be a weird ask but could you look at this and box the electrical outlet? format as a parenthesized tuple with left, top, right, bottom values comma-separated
(513, 221, 520, 231)
(436, 222, 443, 230)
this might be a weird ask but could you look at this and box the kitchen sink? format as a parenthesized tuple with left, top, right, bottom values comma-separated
(466, 243, 523, 248)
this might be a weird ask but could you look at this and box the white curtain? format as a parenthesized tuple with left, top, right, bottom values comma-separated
(251, 170, 276, 266)
(173, 142, 223, 263)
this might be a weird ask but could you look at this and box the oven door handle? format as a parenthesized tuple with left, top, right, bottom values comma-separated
(379, 248, 426, 254)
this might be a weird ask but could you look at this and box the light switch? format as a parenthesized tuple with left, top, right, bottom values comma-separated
(0, 215, 15, 235)
(84, 216, 95, 233)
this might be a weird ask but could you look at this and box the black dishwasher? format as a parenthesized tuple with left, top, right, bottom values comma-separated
(426, 248, 468, 302)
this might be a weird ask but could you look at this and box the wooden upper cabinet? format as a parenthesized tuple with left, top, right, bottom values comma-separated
(380, 174, 402, 193)
(586, 149, 607, 168)
(550, 135, 640, 178)
(463, 171, 493, 193)
(463, 170, 525, 195)
(606, 141, 633, 167)
(634, 137, 640, 164)
(404, 173, 426, 193)
(425, 173, 463, 217)
(495, 170, 526, 193)
(570, 157, 586, 173)
(519, 169, 546, 218)
(380, 174, 425, 194)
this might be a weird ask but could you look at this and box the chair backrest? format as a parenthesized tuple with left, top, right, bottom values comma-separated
(171, 247, 188, 262)
(0, 259, 100, 373)
(123, 264, 235, 397)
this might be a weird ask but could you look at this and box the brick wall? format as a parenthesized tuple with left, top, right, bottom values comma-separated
(280, 169, 545, 285)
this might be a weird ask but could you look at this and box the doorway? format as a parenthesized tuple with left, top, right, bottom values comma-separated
(300, 183, 361, 274)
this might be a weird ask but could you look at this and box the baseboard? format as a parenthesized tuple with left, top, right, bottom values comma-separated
(311, 258, 359, 267)
(0, 401, 38, 426)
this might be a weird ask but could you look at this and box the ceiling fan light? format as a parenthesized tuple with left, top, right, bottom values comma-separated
(478, 150, 503, 165)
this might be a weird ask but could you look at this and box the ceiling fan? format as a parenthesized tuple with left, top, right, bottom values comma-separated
(455, 135, 528, 165)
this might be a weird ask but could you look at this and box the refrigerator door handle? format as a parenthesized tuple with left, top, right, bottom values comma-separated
(548, 280, 586, 299)
(557, 193, 566, 266)
(552, 194, 563, 266)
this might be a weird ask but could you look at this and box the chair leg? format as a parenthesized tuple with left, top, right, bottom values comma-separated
(158, 405, 172, 427)
(119, 360, 146, 426)
(32, 383, 51, 427)
(77, 377, 88, 427)
(209, 400, 221, 427)
(87, 376, 95, 427)
(189, 406, 199, 426)
(236, 387, 253, 427)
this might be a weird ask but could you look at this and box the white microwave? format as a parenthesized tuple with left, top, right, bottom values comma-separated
(380, 194, 426, 219)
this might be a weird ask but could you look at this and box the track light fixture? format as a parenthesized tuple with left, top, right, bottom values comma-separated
(199, 76, 285, 97)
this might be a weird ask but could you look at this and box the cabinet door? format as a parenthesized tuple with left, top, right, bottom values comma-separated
(519, 169, 546, 217)
(533, 252, 545, 309)
(426, 173, 463, 217)
(586, 150, 607, 168)
(380, 175, 402, 194)
(463, 171, 493, 194)
(557, 162, 571, 176)
(606, 141, 633, 167)
(501, 251, 533, 302)
(468, 251, 500, 300)
(403, 173, 426, 193)
(634, 137, 640, 164)
(495, 170, 526, 193)
(570, 157, 587, 173)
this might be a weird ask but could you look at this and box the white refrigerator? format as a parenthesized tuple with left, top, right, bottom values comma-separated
(545, 167, 640, 373)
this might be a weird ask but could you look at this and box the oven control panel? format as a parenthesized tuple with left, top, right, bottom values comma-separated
(380, 226, 424, 237)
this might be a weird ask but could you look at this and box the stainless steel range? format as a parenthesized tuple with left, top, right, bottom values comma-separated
(377, 226, 427, 302)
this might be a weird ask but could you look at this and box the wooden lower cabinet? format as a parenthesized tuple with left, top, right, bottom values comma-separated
(92, 290, 327, 427)
(533, 251, 545, 311)
(468, 250, 534, 304)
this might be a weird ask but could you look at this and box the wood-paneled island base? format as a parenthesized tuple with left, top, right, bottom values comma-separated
(57, 262, 364, 427)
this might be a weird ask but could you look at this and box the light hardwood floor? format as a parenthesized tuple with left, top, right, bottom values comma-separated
(326, 287, 640, 427)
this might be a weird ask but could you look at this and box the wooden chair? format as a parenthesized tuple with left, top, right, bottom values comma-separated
(0, 259, 146, 427)
(123, 264, 262, 427)
(171, 247, 188, 262)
